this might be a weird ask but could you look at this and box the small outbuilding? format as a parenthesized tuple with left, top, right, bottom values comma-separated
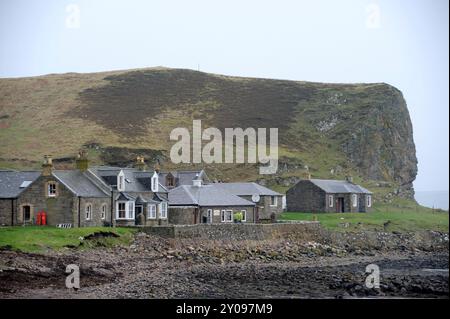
(286, 178, 372, 213)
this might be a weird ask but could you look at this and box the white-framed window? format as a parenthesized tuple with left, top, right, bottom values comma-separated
(241, 210, 247, 222)
(221, 210, 233, 223)
(85, 203, 92, 220)
(328, 195, 334, 207)
(270, 196, 277, 206)
(159, 202, 167, 219)
(127, 201, 135, 219)
(366, 195, 372, 208)
(148, 204, 157, 219)
(100, 204, 107, 220)
(206, 209, 213, 223)
(117, 202, 126, 219)
(47, 182, 57, 197)
(352, 194, 358, 207)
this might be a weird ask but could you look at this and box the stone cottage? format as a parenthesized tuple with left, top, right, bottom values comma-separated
(212, 182, 283, 221)
(0, 170, 40, 226)
(168, 179, 283, 224)
(0, 153, 169, 227)
(286, 178, 373, 213)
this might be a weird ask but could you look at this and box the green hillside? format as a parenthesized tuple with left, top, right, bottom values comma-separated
(0, 67, 420, 209)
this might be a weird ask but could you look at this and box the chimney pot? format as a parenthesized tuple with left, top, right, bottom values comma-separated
(134, 156, 146, 171)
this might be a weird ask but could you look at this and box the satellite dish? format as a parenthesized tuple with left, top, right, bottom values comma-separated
(252, 194, 260, 203)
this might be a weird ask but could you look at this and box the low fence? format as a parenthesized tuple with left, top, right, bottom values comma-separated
(137, 221, 321, 240)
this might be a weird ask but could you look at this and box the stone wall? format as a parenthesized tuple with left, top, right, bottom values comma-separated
(286, 180, 326, 212)
(0, 199, 15, 226)
(78, 197, 111, 227)
(169, 207, 197, 225)
(139, 221, 320, 240)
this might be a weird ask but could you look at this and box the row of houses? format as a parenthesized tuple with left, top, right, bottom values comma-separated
(0, 153, 283, 227)
(0, 153, 373, 228)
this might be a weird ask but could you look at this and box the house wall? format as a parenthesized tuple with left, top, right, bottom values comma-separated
(169, 206, 256, 225)
(286, 180, 327, 212)
(199, 206, 256, 224)
(77, 197, 111, 227)
(169, 206, 198, 225)
(0, 199, 15, 226)
(111, 190, 169, 227)
(16, 175, 76, 226)
(326, 193, 372, 213)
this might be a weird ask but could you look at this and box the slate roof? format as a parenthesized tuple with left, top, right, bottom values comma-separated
(89, 167, 167, 193)
(0, 171, 41, 198)
(169, 184, 256, 207)
(213, 182, 281, 196)
(309, 179, 372, 194)
(159, 170, 209, 186)
(52, 170, 110, 197)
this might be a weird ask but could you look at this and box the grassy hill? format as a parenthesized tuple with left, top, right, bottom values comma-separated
(0, 67, 420, 209)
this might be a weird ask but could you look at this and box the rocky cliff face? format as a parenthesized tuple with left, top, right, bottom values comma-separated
(299, 83, 417, 197)
(0, 68, 418, 198)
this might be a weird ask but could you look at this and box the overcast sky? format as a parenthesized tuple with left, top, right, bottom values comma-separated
(0, 0, 448, 192)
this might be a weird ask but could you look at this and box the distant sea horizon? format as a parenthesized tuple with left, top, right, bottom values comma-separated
(415, 190, 449, 211)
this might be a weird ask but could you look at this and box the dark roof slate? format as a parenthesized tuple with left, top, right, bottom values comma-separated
(0, 171, 41, 198)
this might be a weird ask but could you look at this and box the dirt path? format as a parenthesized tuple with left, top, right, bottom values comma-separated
(0, 233, 448, 299)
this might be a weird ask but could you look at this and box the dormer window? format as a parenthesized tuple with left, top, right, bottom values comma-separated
(167, 175, 175, 187)
(117, 171, 125, 191)
(151, 171, 159, 192)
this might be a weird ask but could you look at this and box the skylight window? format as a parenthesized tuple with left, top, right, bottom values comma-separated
(20, 181, 32, 188)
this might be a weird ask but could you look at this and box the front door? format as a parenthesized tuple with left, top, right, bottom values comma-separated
(135, 205, 143, 224)
(336, 198, 345, 213)
(22, 205, 31, 223)
(358, 196, 366, 213)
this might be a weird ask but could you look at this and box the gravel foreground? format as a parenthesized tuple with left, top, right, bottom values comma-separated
(0, 231, 448, 299)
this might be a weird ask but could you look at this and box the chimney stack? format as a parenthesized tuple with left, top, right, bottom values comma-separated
(135, 156, 146, 171)
(153, 161, 160, 173)
(42, 155, 53, 176)
(76, 150, 89, 171)
(346, 175, 354, 183)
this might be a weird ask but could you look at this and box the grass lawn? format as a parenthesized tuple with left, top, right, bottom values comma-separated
(280, 209, 449, 233)
(0, 226, 136, 253)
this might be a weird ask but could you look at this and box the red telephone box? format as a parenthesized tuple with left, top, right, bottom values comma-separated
(36, 211, 42, 225)
(41, 212, 47, 226)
